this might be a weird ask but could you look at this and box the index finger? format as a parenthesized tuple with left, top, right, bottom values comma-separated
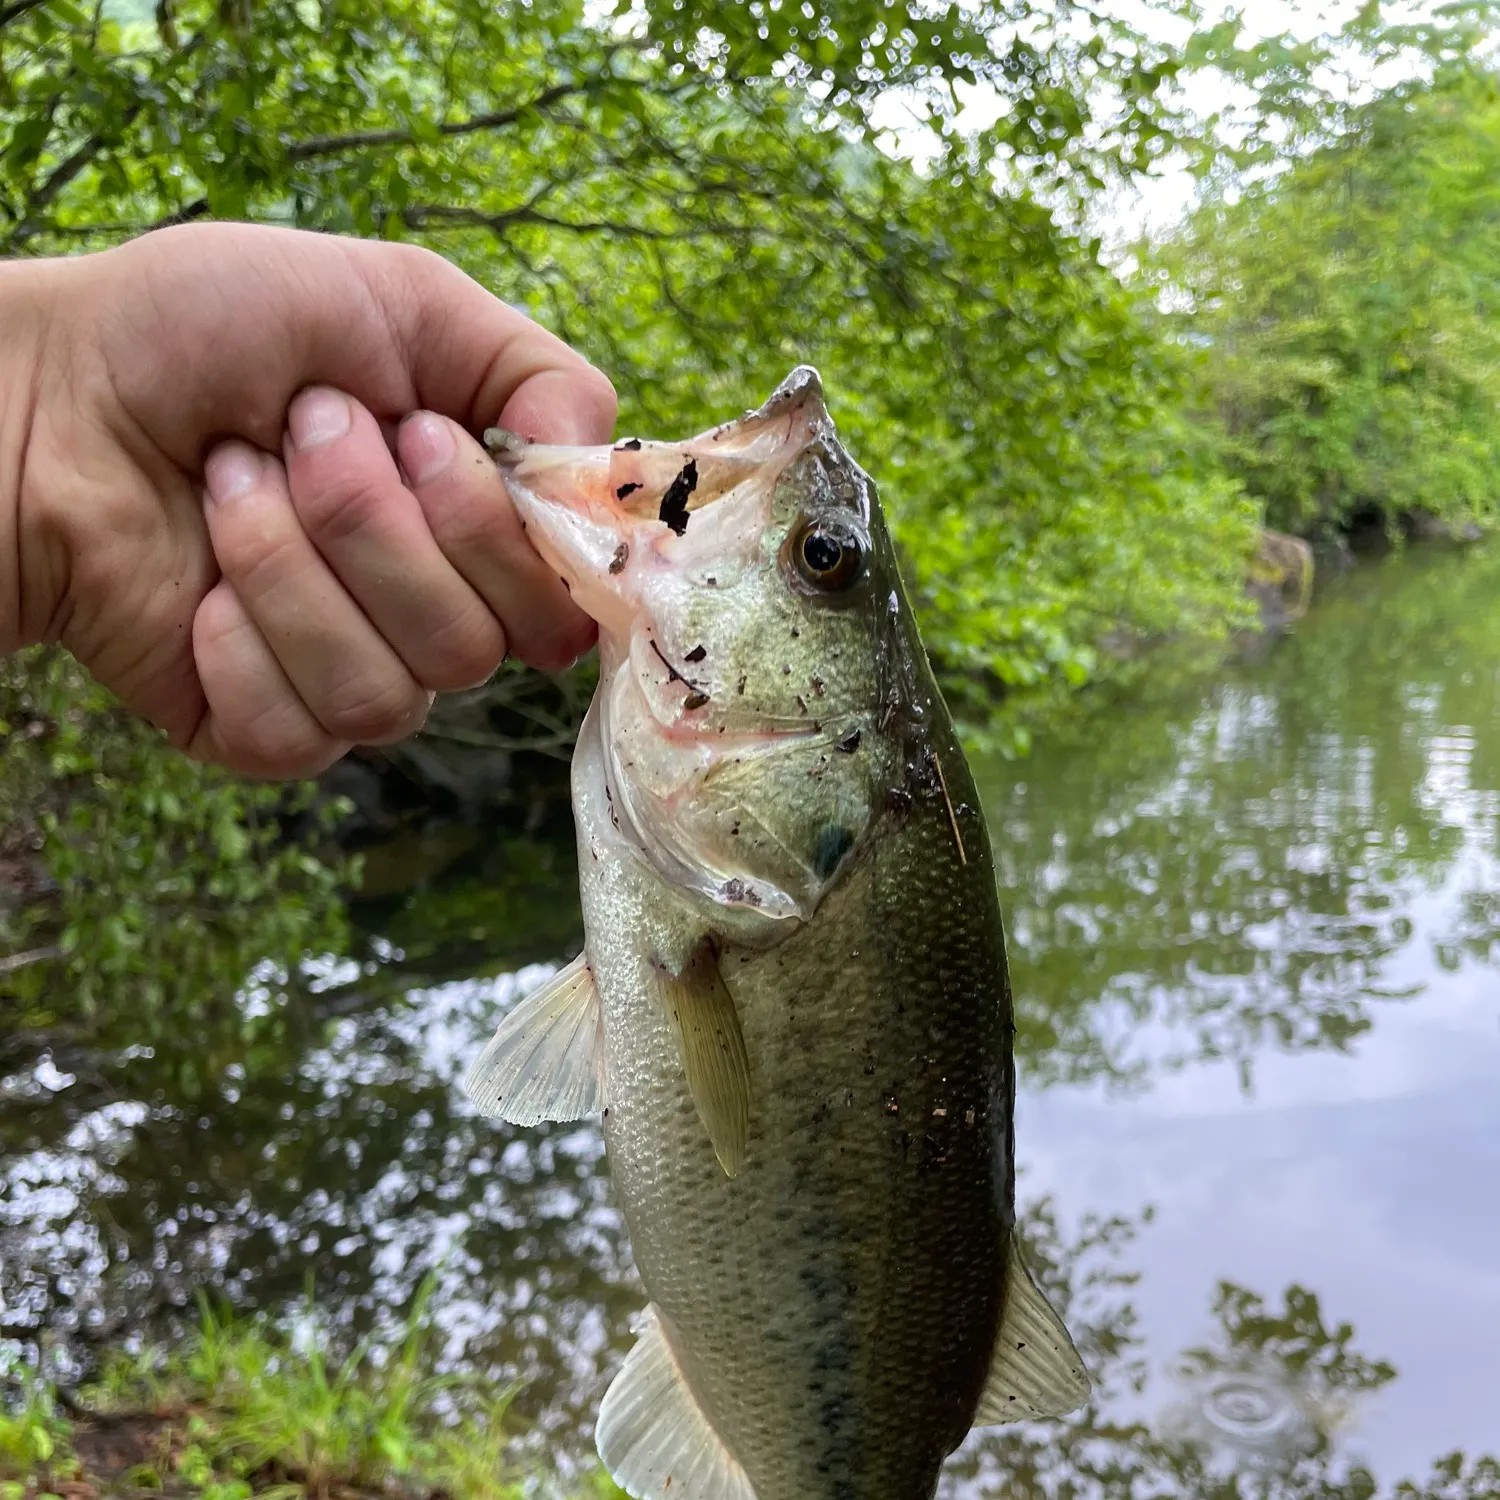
(348, 238, 618, 444)
(86, 224, 618, 463)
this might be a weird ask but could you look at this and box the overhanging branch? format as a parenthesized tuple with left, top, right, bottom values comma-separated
(285, 61, 688, 163)
(286, 78, 587, 160)
(399, 202, 748, 242)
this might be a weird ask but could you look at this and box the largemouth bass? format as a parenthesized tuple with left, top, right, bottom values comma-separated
(466, 368, 1089, 1500)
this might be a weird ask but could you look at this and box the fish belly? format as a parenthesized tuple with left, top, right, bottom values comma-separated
(582, 779, 1013, 1500)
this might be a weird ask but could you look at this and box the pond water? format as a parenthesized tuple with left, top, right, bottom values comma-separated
(4, 543, 1500, 1496)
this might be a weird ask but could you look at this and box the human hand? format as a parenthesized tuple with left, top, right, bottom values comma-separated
(2, 222, 615, 777)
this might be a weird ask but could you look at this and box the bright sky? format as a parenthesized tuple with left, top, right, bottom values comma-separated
(1113, 0, 1438, 240)
(868, 0, 1450, 246)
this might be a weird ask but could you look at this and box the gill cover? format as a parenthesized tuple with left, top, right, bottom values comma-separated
(494, 368, 903, 924)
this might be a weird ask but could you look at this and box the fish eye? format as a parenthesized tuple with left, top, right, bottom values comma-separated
(790, 517, 866, 592)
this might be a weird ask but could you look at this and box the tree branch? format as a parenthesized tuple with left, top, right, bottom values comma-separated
(3, 31, 206, 251)
(4, 129, 126, 251)
(0, 0, 48, 26)
(149, 196, 210, 229)
(0, 944, 61, 976)
(288, 73, 621, 162)
(401, 201, 753, 243)
(286, 60, 704, 164)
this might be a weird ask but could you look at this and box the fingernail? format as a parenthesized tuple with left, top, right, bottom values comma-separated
(398, 412, 456, 486)
(289, 387, 351, 451)
(205, 443, 262, 505)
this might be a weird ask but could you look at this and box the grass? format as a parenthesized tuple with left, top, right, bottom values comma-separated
(0, 1282, 623, 1500)
(0, 1370, 77, 1498)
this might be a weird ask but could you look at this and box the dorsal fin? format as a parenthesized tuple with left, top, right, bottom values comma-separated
(597, 1305, 757, 1500)
(973, 1242, 1091, 1425)
(655, 938, 751, 1177)
(464, 954, 604, 1124)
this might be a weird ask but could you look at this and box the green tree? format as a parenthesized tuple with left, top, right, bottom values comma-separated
(1154, 8, 1500, 539)
(0, 0, 1257, 732)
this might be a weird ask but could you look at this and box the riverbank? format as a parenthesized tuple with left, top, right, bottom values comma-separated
(1, 1293, 620, 1500)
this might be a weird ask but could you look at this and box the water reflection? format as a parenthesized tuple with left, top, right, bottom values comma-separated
(1, 968, 637, 1453)
(4, 546, 1500, 1490)
(980, 546, 1500, 1093)
(949, 1225, 1500, 1498)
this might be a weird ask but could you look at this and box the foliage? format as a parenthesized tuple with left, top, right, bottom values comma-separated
(91, 1282, 522, 1500)
(1153, 10, 1500, 538)
(9, 1208, 1499, 1500)
(624, 0, 1187, 191)
(0, 1359, 77, 1493)
(0, 0, 1259, 738)
(0, 1282, 616, 1500)
(0, 646, 355, 1048)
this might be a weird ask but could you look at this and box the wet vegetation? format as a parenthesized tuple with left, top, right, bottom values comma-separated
(0, 1285, 626, 1500)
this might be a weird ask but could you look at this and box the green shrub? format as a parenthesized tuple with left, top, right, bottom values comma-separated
(1, 647, 355, 1054)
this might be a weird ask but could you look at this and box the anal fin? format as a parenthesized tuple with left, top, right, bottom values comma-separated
(973, 1241, 1092, 1426)
(656, 938, 751, 1178)
(464, 953, 604, 1124)
(597, 1305, 756, 1500)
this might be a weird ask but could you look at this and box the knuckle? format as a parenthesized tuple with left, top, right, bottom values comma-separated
(522, 640, 575, 675)
(364, 242, 452, 324)
(213, 517, 304, 598)
(520, 618, 594, 675)
(194, 601, 343, 778)
(192, 588, 243, 657)
(320, 674, 428, 744)
(419, 480, 493, 552)
(419, 610, 506, 692)
(231, 713, 341, 780)
(392, 242, 449, 284)
(292, 473, 389, 548)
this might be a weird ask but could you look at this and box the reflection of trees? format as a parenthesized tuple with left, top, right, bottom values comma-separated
(1, 926, 633, 1446)
(1435, 884, 1500, 974)
(1, 649, 355, 1069)
(977, 547, 1500, 1091)
(946, 1202, 1500, 1500)
(346, 827, 583, 988)
(7, 970, 1497, 1494)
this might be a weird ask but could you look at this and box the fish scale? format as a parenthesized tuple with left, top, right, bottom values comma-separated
(581, 717, 1007, 1499)
(467, 368, 1090, 1500)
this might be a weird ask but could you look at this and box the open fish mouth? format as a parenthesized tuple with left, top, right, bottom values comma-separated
(484, 366, 837, 570)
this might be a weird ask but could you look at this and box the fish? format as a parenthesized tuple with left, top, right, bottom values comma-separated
(465, 368, 1089, 1500)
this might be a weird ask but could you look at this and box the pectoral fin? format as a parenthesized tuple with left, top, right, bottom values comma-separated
(656, 938, 751, 1178)
(597, 1304, 757, 1500)
(973, 1242, 1091, 1425)
(464, 953, 605, 1124)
